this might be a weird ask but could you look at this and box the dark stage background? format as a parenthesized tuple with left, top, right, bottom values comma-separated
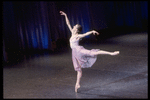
(2, 1, 148, 65)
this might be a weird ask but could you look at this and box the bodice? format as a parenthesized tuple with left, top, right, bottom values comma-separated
(69, 35, 80, 49)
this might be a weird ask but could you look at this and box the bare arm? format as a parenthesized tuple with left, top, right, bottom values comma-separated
(60, 11, 72, 32)
(78, 30, 99, 39)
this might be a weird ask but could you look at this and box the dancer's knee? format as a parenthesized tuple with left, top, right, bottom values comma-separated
(91, 52, 99, 56)
(77, 70, 82, 77)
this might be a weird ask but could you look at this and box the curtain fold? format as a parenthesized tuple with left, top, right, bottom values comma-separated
(3, 1, 148, 53)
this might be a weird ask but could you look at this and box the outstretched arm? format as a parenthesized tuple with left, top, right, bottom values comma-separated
(60, 11, 72, 32)
(78, 30, 99, 39)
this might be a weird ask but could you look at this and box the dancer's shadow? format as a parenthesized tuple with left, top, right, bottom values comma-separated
(76, 71, 147, 99)
(75, 90, 121, 99)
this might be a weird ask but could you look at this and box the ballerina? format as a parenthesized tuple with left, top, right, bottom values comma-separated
(60, 11, 119, 93)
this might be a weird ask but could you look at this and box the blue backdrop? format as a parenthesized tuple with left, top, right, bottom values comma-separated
(3, 1, 148, 62)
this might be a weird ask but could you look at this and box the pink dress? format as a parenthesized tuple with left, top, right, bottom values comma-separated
(70, 35, 100, 71)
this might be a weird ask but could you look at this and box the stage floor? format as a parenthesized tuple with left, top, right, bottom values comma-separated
(3, 33, 148, 99)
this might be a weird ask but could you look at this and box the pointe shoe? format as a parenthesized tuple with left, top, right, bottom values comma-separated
(111, 51, 120, 56)
(75, 85, 80, 93)
(115, 51, 120, 55)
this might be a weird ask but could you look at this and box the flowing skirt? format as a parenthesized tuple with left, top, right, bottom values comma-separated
(72, 46, 100, 71)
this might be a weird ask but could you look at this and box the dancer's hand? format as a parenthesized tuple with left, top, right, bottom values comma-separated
(60, 11, 66, 16)
(92, 30, 99, 35)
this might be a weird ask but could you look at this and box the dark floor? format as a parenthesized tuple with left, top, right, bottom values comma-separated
(3, 33, 148, 99)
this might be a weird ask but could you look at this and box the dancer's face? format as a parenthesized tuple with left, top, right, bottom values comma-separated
(73, 24, 78, 34)
(73, 24, 78, 30)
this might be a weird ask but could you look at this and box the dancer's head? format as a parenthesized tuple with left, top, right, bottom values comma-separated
(73, 24, 82, 34)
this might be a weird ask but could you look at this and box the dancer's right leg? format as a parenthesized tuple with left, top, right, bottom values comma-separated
(94, 50, 119, 56)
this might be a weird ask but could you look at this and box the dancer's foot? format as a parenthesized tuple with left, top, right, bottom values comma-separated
(111, 51, 120, 56)
(75, 84, 80, 93)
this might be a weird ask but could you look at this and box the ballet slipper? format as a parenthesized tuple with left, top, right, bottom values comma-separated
(111, 51, 120, 56)
(114, 51, 120, 55)
(75, 84, 80, 93)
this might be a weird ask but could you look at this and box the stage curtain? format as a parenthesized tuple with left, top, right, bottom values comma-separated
(3, 1, 148, 62)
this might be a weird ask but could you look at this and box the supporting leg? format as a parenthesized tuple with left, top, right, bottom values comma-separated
(75, 70, 82, 93)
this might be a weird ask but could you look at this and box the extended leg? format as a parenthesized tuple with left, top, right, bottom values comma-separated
(94, 50, 119, 55)
(75, 70, 82, 93)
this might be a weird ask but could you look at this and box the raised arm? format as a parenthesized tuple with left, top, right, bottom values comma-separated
(78, 30, 99, 39)
(60, 11, 72, 32)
